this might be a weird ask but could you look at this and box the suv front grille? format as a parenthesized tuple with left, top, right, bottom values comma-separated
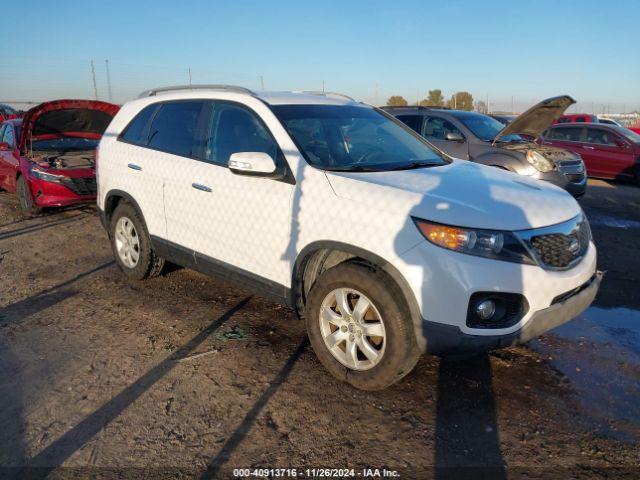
(528, 217, 590, 269)
(61, 177, 97, 196)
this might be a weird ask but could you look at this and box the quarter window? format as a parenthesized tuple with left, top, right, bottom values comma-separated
(147, 101, 204, 157)
(423, 117, 463, 141)
(205, 103, 277, 166)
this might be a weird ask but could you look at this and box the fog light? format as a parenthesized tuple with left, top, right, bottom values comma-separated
(476, 300, 496, 320)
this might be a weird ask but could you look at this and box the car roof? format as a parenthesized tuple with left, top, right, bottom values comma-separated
(136, 85, 361, 107)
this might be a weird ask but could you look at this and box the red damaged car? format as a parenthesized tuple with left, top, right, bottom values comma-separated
(0, 99, 119, 213)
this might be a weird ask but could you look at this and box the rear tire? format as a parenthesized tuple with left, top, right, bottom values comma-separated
(16, 175, 42, 215)
(304, 262, 420, 390)
(109, 202, 164, 280)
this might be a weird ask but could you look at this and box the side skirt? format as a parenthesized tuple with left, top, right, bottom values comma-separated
(150, 235, 292, 307)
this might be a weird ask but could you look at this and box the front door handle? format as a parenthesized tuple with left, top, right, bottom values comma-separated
(128, 163, 142, 170)
(191, 183, 212, 193)
(582, 146, 595, 150)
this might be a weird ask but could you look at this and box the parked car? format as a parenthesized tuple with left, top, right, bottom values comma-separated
(97, 85, 600, 390)
(628, 126, 640, 135)
(554, 114, 599, 124)
(489, 113, 516, 125)
(542, 123, 640, 185)
(0, 104, 19, 122)
(0, 99, 119, 213)
(385, 96, 587, 197)
(597, 117, 622, 127)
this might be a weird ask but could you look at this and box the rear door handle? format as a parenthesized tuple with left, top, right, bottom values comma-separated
(583, 146, 595, 150)
(128, 163, 142, 170)
(191, 183, 212, 192)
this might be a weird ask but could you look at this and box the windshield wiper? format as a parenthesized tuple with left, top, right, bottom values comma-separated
(389, 161, 440, 170)
(323, 165, 383, 172)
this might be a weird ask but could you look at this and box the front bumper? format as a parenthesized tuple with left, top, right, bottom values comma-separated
(28, 175, 96, 208)
(534, 170, 587, 197)
(422, 271, 602, 355)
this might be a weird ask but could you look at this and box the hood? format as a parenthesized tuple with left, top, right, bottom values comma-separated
(19, 99, 119, 151)
(325, 160, 581, 231)
(494, 95, 575, 143)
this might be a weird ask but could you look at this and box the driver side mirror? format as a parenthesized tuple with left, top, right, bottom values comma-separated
(0, 142, 11, 151)
(445, 132, 464, 142)
(228, 152, 277, 176)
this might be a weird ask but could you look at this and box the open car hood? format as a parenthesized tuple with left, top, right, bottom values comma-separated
(19, 99, 119, 151)
(494, 95, 575, 143)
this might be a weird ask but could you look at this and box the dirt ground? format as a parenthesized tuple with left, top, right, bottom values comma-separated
(1, 179, 639, 479)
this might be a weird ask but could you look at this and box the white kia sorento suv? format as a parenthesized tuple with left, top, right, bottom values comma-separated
(97, 85, 601, 390)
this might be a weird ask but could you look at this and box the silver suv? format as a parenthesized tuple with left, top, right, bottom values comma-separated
(386, 96, 587, 197)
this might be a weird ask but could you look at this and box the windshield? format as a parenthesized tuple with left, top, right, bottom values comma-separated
(31, 137, 99, 152)
(614, 126, 640, 144)
(271, 105, 447, 171)
(454, 112, 523, 142)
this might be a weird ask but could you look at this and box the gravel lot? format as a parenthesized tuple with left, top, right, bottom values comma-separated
(1, 179, 639, 479)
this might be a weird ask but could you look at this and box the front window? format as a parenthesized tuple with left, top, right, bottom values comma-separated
(453, 112, 523, 142)
(271, 105, 447, 171)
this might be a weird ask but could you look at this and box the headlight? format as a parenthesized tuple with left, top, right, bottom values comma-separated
(30, 165, 64, 183)
(526, 150, 554, 173)
(413, 218, 536, 265)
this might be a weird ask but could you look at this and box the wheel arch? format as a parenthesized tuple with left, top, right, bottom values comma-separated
(292, 241, 425, 350)
(103, 189, 147, 235)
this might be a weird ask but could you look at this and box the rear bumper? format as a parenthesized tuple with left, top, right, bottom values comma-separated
(422, 271, 602, 355)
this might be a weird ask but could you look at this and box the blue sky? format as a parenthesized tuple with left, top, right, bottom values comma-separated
(1, 0, 639, 112)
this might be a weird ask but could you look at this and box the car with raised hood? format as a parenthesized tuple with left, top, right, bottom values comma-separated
(386, 96, 587, 197)
(542, 122, 640, 185)
(0, 99, 119, 213)
(97, 85, 601, 390)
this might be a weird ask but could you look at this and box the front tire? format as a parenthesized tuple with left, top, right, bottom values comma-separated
(109, 202, 164, 279)
(305, 262, 420, 390)
(16, 175, 42, 214)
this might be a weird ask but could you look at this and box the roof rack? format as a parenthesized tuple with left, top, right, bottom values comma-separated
(138, 84, 256, 98)
(297, 91, 356, 102)
(380, 105, 450, 110)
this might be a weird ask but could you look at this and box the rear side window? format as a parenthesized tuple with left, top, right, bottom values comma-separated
(120, 104, 157, 145)
(148, 101, 204, 157)
(396, 115, 423, 133)
(205, 103, 277, 166)
(547, 127, 582, 142)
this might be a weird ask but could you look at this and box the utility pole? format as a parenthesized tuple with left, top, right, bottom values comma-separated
(260, 75, 265, 91)
(375, 83, 379, 106)
(322, 80, 325, 93)
(188, 68, 192, 86)
(486, 93, 489, 114)
(90, 60, 99, 100)
(105, 59, 113, 102)
(511, 96, 514, 113)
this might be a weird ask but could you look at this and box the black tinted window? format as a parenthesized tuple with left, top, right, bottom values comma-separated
(121, 104, 156, 145)
(206, 103, 277, 165)
(148, 102, 204, 157)
(396, 115, 423, 133)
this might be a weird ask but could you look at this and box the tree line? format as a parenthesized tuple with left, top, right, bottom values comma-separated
(386, 89, 480, 112)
